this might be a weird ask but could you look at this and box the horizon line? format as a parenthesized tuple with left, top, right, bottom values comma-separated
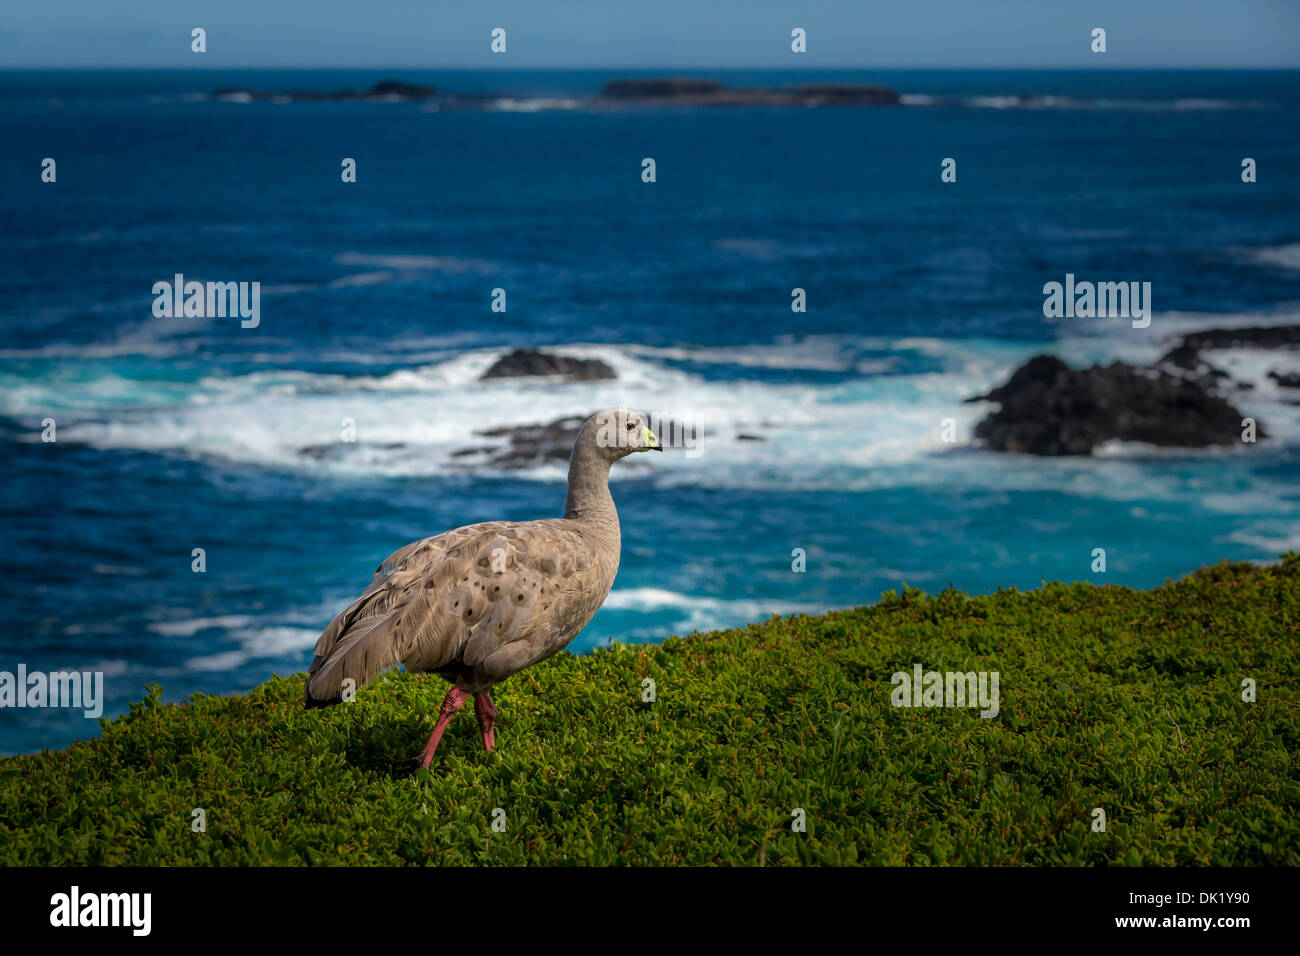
(5, 64, 1300, 72)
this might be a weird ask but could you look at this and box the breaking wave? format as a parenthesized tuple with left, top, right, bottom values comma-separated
(4, 315, 1299, 499)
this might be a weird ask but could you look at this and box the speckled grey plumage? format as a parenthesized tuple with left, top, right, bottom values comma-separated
(304, 409, 659, 706)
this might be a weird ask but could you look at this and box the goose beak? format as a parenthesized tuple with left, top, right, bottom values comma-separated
(642, 426, 662, 451)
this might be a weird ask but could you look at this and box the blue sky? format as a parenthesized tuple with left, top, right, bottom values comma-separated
(1, 0, 1297, 69)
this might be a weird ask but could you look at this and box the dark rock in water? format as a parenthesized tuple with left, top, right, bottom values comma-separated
(1156, 325, 1300, 392)
(211, 76, 902, 112)
(1269, 370, 1300, 388)
(367, 80, 437, 99)
(597, 76, 900, 108)
(297, 441, 404, 459)
(297, 443, 339, 459)
(465, 417, 587, 470)
(435, 92, 509, 110)
(1177, 325, 1300, 352)
(1157, 323, 1300, 391)
(213, 80, 436, 103)
(736, 433, 765, 441)
(600, 77, 728, 100)
(1157, 344, 1229, 384)
(967, 354, 1255, 455)
(791, 84, 901, 106)
(482, 349, 615, 381)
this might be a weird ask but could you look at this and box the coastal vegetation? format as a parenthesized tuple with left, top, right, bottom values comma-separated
(1, 557, 1295, 865)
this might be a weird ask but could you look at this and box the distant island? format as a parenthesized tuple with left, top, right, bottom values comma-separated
(210, 76, 902, 109)
(212, 79, 439, 103)
(596, 77, 900, 106)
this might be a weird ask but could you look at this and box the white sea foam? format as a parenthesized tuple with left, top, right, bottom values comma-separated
(603, 587, 821, 617)
(1241, 243, 1300, 271)
(485, 97, 582, 112)
(333, 251, 496, 274)
(327, 270, 394, 288)
(183, 651, 247, 672)
(6, 322, 1297, 504)
(90, 660, 130, 678)
(601, 588, 824, 637)
(1225, 528, 1300, 555)
(626, 336, 868, 371)
(902, 95, 1274, 112)
(183, 626, 321, 671)
(90, 564, 148, 576)
(148, 615, 255, 638)
(1, 340, 975, 480)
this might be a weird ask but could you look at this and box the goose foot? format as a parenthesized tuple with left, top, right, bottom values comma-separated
(418, 687, 469, 767)
(474, 692, 497, 751)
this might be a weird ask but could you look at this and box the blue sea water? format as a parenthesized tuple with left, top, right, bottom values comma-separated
(2, 69, 1299, 755)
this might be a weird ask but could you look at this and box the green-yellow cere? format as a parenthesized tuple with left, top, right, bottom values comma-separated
(642, 426, 659, 448)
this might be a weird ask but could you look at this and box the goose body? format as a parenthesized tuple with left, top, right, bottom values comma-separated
(304, 409, 661, 764)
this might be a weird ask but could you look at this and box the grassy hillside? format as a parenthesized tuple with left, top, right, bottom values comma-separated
(2, 557, 1297, 866)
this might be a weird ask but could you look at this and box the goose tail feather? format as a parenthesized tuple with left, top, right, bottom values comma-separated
(303, 606, 403, 707)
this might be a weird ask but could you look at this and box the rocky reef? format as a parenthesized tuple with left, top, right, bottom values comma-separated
(212, 80, 437, 102)
(597, 77, 901, 107)
(967, 355, 1253, 455)
(210, 77, 901, 110)
(967, 323, 1300, 454)
(457, 416, 588, 471)
(480, 349, 616, 382)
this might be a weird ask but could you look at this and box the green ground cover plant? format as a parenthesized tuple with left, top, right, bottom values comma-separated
(2, 556, 1296, 865)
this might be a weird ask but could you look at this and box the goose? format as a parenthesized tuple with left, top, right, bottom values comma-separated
(304, 408, 662, 766)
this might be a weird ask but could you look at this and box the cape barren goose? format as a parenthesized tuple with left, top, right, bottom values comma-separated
(304, 409, 662, 766)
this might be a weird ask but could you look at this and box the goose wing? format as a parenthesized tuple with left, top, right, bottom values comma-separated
(304, 519, 610, 703)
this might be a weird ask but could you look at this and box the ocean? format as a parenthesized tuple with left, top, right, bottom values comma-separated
(2, 68, 1299, 754)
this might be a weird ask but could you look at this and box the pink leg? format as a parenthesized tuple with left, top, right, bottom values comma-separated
(419, 687, 469, 767)
(474, 692, 497, 752)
